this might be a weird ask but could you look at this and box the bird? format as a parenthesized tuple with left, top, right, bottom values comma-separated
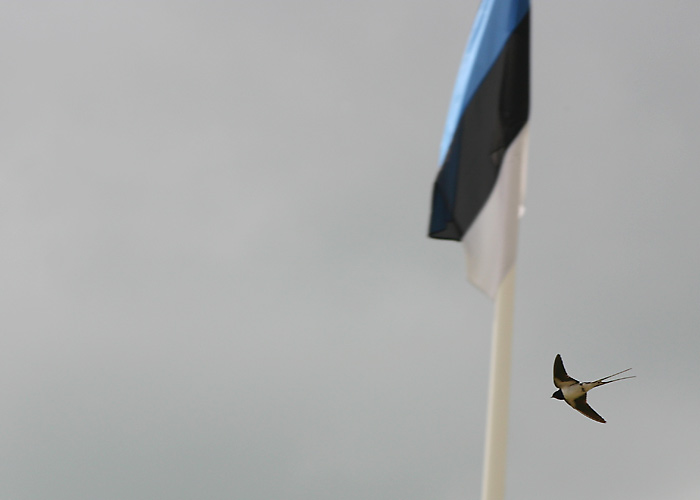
(551, 354, 634, 423)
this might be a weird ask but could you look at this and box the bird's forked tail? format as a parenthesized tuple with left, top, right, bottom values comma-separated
(596, 367, 635, 386)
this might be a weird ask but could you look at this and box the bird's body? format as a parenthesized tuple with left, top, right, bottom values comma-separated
(551, 354, 634, 423)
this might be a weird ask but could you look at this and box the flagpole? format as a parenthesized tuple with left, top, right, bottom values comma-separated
(480, 264, 516, 500)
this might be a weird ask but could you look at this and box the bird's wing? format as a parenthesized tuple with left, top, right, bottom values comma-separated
(571, 394, 606, 423)
(553, 354, 578, 388)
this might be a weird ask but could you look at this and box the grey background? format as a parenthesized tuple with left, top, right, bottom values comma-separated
(2, 1, 699, 499)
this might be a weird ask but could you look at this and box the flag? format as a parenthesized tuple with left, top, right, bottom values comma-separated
(429, 0, 530, 298)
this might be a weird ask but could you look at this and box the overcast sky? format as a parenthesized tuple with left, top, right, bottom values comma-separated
(2, 1, 700, 499)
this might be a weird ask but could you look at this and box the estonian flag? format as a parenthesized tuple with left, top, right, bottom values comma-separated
(429, 0, 530, 298)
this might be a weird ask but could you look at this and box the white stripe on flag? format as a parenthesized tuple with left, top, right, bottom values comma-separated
(462, 125, 529, 298)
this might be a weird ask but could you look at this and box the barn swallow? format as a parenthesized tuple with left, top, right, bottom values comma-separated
(551, 354, 634, 423)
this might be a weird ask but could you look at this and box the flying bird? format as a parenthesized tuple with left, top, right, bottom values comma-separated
(551, 354, 634, 423)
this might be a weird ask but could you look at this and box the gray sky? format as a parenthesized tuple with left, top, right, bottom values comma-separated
(2, 1, 700, 499)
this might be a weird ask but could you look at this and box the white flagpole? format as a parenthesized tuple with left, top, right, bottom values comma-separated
(480, 264, 517, 500)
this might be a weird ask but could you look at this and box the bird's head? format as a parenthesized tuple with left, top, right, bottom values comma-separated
(551, 389, 564, 400)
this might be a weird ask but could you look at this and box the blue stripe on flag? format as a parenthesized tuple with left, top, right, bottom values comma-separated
(439, 0, 530, 166)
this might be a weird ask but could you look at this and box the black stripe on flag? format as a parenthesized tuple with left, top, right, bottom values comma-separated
(429, 12, 529, 241)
